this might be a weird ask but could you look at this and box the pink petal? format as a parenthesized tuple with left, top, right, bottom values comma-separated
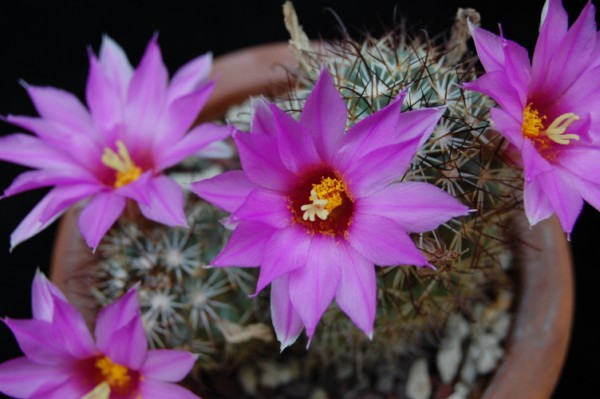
(28, 377, 90, 399)
(95, 288, 140, 349)
(343, 139, 419, 198)
(531, 1, 596, 100)
(77, 191, 126, 250)
(167, 52, 212, 102)
(3, 319, 71, 365)
(40, 184, 102, 224)
(288, 235, 341, 340)
(469, 24, 506, 72)
(347, 213, 428, 266)
(255, 226, 312, 293)
(233, 189, 291, 229)
(556, 145, 600, 185)
(24, 84, 94, 136)
(47, 295, 96, 359)
(157, 82, 216, 147)
(155, 122, 230, 170)
(142, 349, 197, 382)
(270, 275, 304, 351)
(235, 131, 296, 191)
(137, 176, 187, 227)
(138, 379, 201, 399)
(463, 71, 524, 117)
(538, 169, 584, 234)
(300, 68, 346, 162)
(270, 102, 321, 173)
(125, 36, 168, 151)
(523, 175, 554, 227)
(251, 98, 276, 136)
(191, 170, 257, 213)
(10, 186, 97, 250)
(31, 270, 68, 322)
(86, 53, 122, 133)
(489, 107, 524, 148)
(567, 170, 600, 211)
(335, 244, 377, 338)
(503, 40, 531, 104)
(358, 182, 468, 233)
(0, 133, 75, 169)
(102, 311, 147, 370)
(521, 139, 553, 181)
(2, 169, 97, 198)
(212, 221, 277, 267)
(99, 34, 134, 101)
(558, 65, 600, 113)
(0, 357, 71, 398)
(530, 0, 568, 90)
(115, 170, 153, 206)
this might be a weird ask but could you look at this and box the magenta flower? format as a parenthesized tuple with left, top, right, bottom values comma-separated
(464, 0, 600, 235)
(0, 35, 230, 250)
(0, 271, 200, 398)
(192, 69, 469, 349)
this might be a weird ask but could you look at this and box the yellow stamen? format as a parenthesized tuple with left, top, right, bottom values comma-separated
(82, 382, 111, 399)
(522, 104, 580, 145)
(312, 177, 346, 213)
(95, 356, 132, 390)
(101, 140, 142, 188)
(300, 190, 329, 221)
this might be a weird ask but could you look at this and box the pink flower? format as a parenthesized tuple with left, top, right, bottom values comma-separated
(0, 271, 200, 398)
(464, 0, 600, 235)
(192, 69, 469, 349)
(0, 35, 230, 250)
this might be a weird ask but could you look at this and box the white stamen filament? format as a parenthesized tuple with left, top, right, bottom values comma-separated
(545, 113, 581, 145)
(300, 190, 329, 221)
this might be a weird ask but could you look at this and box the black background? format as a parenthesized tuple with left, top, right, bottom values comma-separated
(0, 1, 596, 397)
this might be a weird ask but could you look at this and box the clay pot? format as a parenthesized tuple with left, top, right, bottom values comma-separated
(50, 43, 573, 399)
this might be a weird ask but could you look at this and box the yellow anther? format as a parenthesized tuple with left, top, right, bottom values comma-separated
(300, 190, 329, 221)
(522, 104, 546, 139)
(95, 356, 132, 390)
(312, 177, 346, 213)
(101, 140, 142, 188)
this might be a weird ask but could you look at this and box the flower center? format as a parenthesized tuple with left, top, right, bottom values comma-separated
(290, 169, 353, 237)
(95, 355, 133, 391)
(101, 140, 142, 188)
(522, 104, 580, 156)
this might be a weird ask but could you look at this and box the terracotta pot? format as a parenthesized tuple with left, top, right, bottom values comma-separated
(50, 43, 573, 399)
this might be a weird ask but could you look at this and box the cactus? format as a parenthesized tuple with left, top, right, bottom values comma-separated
(87, 3, 520, 397)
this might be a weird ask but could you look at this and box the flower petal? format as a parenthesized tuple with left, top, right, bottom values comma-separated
(523, 175, 554, 227)
(95, 288, 140, 349)
(77, 191, 126, 250)
(255, 226, 312, 294)
(2, 169, 97, 199)
(137, 176, 187, 227)
(538, 169, 583, 234)
(47, 294, 96, 358)
(0, 133, 75, 169)
(24, 84, 94, 137)
(347, 213, 428, 266)
(288, 235, 341, 340)
(0, 357, 70, 398)
(556, 145, 600, 185)
(142, 350, 197, 382)
(531, 0, 569, 82)
(138, 379, 201, 399)
(235, 131, 296, 191)
(233, 189, 291, 229)
(99, 34, 134, 101)
(335, 244, 376, 338)
(28, 377, 90, 399)
(212, 221, 277, 267)
(31, 270, 68, 322)
(521, 139, 553, 181)
(10, 185, 98, 251)
(167, 52, 212, 102)
(300, 68, 346, 162)
(155, 122, 230, 170)
(271, 275, 304, 351)
(102, 309, 147, 369)
(469, 24, 506, 72)
(358, 182, 468, 233)
(86, 53, 122, 133)
(191, 170, 257, 213)
(463, 71, 524, 117)
(489, 107, 524, 148)
(3, 319, 71, 365)
(125, 36, 168, 151)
